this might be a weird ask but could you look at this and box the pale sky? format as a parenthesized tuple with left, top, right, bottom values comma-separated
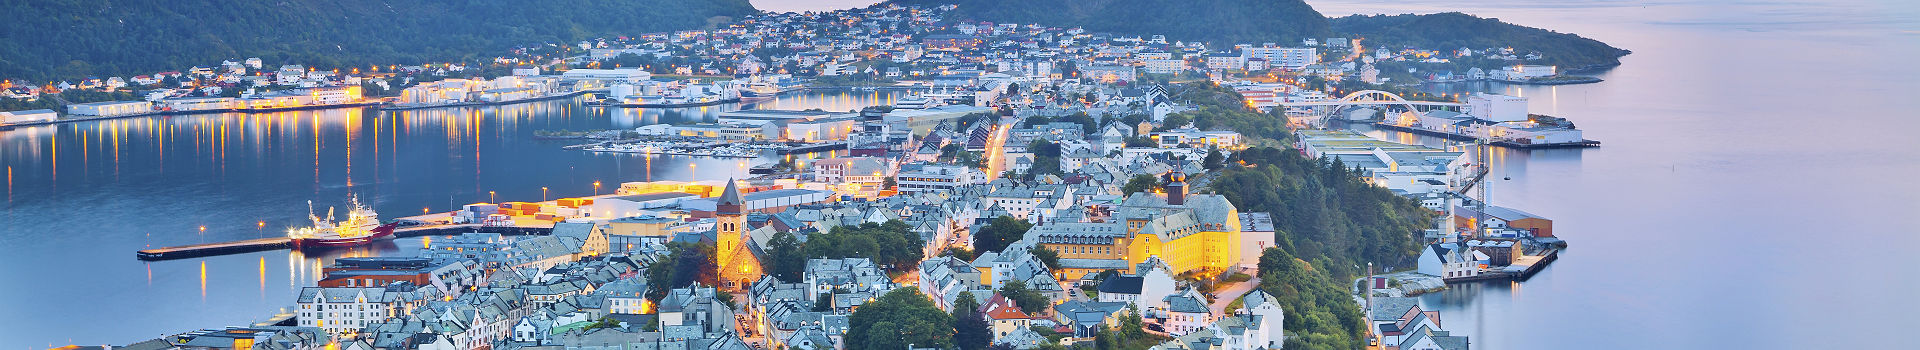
(750, 0, 882, 13)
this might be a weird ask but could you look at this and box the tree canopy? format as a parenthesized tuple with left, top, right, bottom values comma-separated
(801, 220, 926, 273)
(0, 0, 756, 81)
(973, 216, 1033, 254)
(846, 288, 955, 350)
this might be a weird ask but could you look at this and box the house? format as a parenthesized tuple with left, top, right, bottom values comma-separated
(1451, 204, 1554, 238)
(980, 293, 1044, 339)
(1095, 257, 1176, 311)
(1417, 243, 1486, 279)
(1161, 288, 1212, 335)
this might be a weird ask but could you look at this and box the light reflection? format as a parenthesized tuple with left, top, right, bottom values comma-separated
(199, 261, 207, 301)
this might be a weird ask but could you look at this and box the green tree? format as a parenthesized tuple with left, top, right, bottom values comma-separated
(846, 289, 954, 350)
(1028, 244, 1060, 270)
(998, 280, 1049, 314)
(1122, 174, 1159, 195)
(645, 242, 717, 301)
(974, 216, 1033, 254)
(952, 292, 993, 350)
(1204, 147, 1225, 170)
(803, 220, 925, 273)
(765, 231, 807, 283)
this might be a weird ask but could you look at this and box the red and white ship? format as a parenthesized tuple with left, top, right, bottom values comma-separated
(287, 196, 397, 249)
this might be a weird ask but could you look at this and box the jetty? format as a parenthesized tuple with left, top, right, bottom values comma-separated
(135, 224, 553, 261)
(1373, 123, 1601, 149)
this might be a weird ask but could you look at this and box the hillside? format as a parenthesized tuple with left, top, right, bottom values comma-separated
(0, 0, 758, 81)
(1332, 12, 1631, 69)
(890, 0, 1333, 44)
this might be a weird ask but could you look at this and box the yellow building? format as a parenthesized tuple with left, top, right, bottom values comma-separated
(1037, 172, 1242, 280)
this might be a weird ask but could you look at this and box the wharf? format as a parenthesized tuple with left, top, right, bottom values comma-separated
(1, 102, 386, 129)
(134, 224, 553, 261)
(779, 142, 847, 154)
(1372, 123, 1601, 149)
(595, 98, 740, 108)
(1442, 248, 1561, 283)
(379, 90, 588, 111)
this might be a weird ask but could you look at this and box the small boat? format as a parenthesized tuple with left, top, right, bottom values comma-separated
(287, 196, 397, 249)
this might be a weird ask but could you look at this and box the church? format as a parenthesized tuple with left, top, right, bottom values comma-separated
(714, 179, 765, 292)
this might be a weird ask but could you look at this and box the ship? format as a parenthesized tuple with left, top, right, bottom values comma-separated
(287, 196, 398, 249)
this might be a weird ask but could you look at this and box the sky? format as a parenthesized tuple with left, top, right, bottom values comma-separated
(751, 0, 882, 13)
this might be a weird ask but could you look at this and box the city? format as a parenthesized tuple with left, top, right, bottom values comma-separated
(1, 1, 1915, 350)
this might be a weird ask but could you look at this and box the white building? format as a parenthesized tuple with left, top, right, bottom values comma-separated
(1143, 59, 1186, 74)
(895, 164, 979, 194)
(1244, 47, 1319, 70)
(1466, 93, 1529, 122)
(0, 109, 57, 124)
(297, 287, 395, 337)
(67, 101, 150, 117)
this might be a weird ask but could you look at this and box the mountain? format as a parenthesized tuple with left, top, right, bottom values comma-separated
(889, 0, 1333, 44)
(0, 0, 758, 81)
(1332, 12, 1631, 69)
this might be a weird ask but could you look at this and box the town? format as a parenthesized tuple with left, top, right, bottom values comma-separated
(29, 4, 1587, 350)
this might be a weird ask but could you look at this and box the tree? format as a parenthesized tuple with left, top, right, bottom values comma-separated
(803, 220, 925, 273)
(1028, 244, 1060, 270)
(998, 280, 1049, 314)
(1159, 114, 1191, 131)
(952, 292, 993, 350)
(1122, 174, 1159, 195)
(766, 232, 806, 283)
(1124, 136, 1159, 148)
(846, 289, 954, 350)
(645, 242, 717, 301)
(974, 216, 1033, 254)
(1204, 147, 1225, 170)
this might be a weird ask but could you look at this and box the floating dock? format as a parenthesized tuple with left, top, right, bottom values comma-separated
(1372, 123, 1601, 149)
(1442, 249, 1561, 283)
(135, 224, 554, 261)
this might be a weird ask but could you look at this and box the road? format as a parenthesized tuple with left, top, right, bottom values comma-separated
(1208, 276, 1262, 316)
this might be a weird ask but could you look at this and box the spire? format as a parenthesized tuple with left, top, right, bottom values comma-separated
(1166, 169, 1187, 206)
(716, 179, 744, 216)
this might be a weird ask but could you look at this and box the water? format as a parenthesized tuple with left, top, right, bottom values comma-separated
(0, 91, 899, 347)
(1313, 0, 1920, 349)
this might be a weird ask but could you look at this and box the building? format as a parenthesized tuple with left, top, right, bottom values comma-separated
(1033, 171, 1245, 280)
(0, 109, 57, 124)
(1143, 59, 1186, 74)
(317, 257, 477, 289)
(1451, 204, 1554, 238)
(715, 180, 765, 292)
(1079, 64, 1138, 83)
(895, 164, 978, 194)
(1243, 47, 1319, 69)
(1466, 93, 1528, 122)
(560, 68, 652, 89)
(297, 286, 402, 337)
(1149, 129, 1243, 149)
(66, 101, 150, 117)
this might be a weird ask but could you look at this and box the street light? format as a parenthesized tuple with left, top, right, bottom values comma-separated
(542, 187, 549, 201)
(593, 181, 602, 195)
(489, 191, 496, 203)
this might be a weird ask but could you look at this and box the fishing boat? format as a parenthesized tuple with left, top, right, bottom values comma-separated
(287, 196, 397, 249)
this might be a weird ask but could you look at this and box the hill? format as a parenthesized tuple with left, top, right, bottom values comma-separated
(1332, 12, 1631, 69)
(0, 0, 757, 81)
(889, 0, 1333, 44)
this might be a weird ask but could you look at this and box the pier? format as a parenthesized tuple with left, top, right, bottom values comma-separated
(1373, 123, 1601, 149)
(1441, 248, 1561, 284)
(134, 224, 554, 261)
(779, 142, 847, 154)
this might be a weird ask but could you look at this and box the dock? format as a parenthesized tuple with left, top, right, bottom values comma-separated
(1372, 123, 1601, 149)
(137, 237, 293, 261)
(779, 142, 847, 154)
(135, 224, 554, 261)
(1441, 248, 1561, 283)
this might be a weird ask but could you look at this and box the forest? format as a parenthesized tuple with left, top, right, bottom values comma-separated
(0, 0, 757, 81)
(1332, 12, 1632, 69)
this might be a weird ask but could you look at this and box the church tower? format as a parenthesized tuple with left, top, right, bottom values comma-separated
(714, 179, 761, 292)
(1166, 170, 1187, 206)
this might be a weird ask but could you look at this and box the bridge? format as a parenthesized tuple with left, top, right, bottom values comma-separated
(1276, 90, 1466, 119)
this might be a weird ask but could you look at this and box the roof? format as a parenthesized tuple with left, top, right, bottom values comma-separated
(606, 192, 698, 203)
(1369, 297, 1421, 321)
(717, 179, 744, 207)
(1096, 276, 1143, 294)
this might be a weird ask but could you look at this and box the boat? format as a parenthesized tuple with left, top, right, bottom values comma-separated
(741, 82, 782, 99)
(287, 196, 398, 249)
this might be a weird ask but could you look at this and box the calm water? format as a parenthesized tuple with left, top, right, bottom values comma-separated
(1315, 0, 1920, 349)
(0, 91, 898, 347)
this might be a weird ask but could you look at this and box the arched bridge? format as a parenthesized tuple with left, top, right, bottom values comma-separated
(1277, 90, 1466, 118)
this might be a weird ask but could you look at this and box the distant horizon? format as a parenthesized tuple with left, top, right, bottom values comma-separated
(751, 0, 881, 13)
